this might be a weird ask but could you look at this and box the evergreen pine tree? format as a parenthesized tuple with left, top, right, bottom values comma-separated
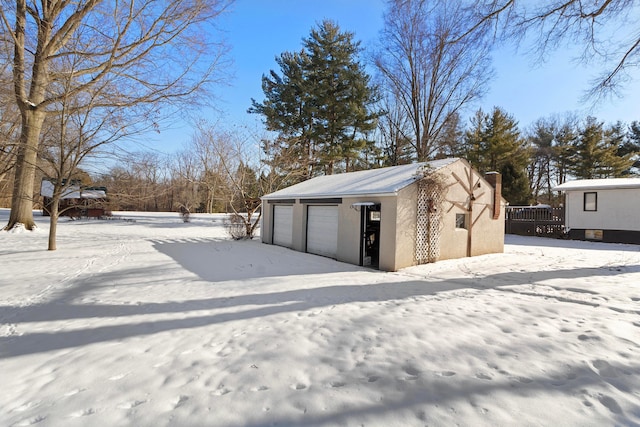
(569, 117, 634, 179)
(459, 109, 488, 168)
(627, 121, 640, 173)
(250, 20, 382, 178)
(460, 107, 531, 205)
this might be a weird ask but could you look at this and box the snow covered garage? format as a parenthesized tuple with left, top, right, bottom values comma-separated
(554, 178, 640, 244)
(261, 158, 506, 271)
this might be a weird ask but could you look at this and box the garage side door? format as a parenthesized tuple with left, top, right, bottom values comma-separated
(306, 205, 338, 258)
(273, 205, 293, 247)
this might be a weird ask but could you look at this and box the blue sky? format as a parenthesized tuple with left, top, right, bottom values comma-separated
(146, 0, 640, 153)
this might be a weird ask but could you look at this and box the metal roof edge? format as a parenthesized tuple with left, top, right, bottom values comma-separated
(262, 191, 398, 201)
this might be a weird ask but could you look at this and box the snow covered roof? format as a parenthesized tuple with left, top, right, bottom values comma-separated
(262, 158, 459, 200)
(553, 178, 640, 192)
(81, 189, 107, 199)
(40, 179, 107, 199)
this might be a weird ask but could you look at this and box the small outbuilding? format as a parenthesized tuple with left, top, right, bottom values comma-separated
(261, 158, 505, 271)
(554, 178, 640, 244)
(40, 178, 109, 219)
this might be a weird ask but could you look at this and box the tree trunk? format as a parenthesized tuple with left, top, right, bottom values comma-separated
(48, 197, 59, 251)
(5, 111, 46, 230)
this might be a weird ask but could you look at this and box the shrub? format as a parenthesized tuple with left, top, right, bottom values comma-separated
(224, 214, 247, 240)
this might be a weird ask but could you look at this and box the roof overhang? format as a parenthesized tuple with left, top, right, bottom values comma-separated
(554, 178, 640, 192)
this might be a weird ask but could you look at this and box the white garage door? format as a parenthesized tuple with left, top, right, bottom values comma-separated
(306, 205, 339, 258)
(273, 205, 293, 247)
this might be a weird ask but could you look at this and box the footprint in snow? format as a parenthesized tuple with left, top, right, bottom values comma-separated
(116, 400, 146, 409)
(14, 415, 47, 426)
(173, 395, 189, 409)
(592, 360, 620, 378)
(475, 372, 492, 380)
(435, 371, 456, 377)
(14, 401, 40, 412)
(598, 394, 623, 414)
(68, 408, 95, 418)
(403, 366, 420, 376)
(211, 387, 231, 396)
(329, 381, 345, 388)
(291, 383, 307, 390)
(251, 385, 269, 392)
(578, 334, 601, 341)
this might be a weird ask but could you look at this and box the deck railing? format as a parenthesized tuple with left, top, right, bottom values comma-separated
(505, 206, 565, 237)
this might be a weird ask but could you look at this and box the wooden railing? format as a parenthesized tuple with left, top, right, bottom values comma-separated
(505, 206, 565, 237)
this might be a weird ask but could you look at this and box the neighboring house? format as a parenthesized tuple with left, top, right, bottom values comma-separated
(554, 178, 640, 244)
(261, 158, 505, 271)
(40, 178, 109, 218)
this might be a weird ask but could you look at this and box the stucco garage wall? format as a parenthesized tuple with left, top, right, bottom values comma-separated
(394, 185, 417, 271)
(260, 202, 277, 244)
(471, 198, 506, 256)
(436, 161, 504, 261)
(438, 186, 470, 261)
(437, 163, 472, 261)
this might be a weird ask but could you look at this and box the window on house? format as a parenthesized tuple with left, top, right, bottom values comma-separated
(584, 192, 597, 211)
(455, 213, 467, 229)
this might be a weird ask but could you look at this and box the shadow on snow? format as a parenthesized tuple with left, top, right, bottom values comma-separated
(0, 237, 636, 359)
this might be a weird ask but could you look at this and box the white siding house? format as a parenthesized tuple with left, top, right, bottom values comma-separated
(261, 158, 506, 271)
(554, 178, 640, 244)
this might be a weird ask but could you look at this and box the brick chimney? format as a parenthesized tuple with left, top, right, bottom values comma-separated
(485, 172, 502, 220)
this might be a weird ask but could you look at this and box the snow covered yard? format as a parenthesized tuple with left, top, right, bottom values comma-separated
(1, 208, 639, 427)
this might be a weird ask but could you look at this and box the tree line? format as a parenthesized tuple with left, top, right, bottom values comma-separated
(23, 108, 632, 214)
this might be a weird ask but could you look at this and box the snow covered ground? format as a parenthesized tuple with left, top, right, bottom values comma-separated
(1, 208, 639, 427)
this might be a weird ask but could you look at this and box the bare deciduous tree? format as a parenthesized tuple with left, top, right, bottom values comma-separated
(525, 114, 577, 204)
(373, 0, 493, 161)
(38, 89, 125, 249)
(171, 148, 208, 214)
(100, 153, 173, 212)
(468, 0, 639, 98)
(0, 0, 232, 230)
(0, 42, 19, 205)
(192, 124, 264, 239)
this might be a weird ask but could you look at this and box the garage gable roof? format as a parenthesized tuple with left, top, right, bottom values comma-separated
(554, 178, 640, 191)
(263, 158, 459, 200)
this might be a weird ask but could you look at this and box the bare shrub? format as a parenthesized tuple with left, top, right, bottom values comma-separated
(179, 205, 191, 223)
(224, 214, 248, 240)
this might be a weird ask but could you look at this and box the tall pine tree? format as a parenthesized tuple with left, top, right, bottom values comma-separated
(460, 107, 532, 205)
(569, 117, 634, 179)
(250, 20, 381, 178)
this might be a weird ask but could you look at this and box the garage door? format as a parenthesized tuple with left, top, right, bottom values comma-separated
(306, 205, 338, 258)
(273, 205, 293, 247)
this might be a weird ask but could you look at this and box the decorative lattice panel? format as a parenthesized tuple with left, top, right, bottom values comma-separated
(416, 179, 443, 264)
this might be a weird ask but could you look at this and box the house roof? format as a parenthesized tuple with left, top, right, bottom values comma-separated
(40, 179, 107, 199)
(262, 158, 459, 200)
(554, 178, 640, 192)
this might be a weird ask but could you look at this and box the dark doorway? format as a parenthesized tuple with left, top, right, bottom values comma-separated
(361, 204, 381, 268)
